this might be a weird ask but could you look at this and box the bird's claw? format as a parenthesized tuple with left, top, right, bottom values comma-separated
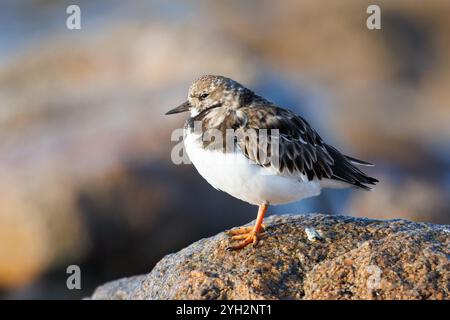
(226, 226, 267, 250)
(226, 224, 265, 236)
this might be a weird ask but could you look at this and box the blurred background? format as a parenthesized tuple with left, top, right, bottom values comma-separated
(0, 0, 449, 299)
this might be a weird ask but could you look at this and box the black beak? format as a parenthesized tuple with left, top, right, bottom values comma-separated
(165, 101, 191, 115)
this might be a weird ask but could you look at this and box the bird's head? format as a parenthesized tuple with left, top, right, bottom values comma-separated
(166, 75, 251, 117)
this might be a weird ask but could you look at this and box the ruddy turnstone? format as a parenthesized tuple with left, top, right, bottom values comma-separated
(166, 75, 378, 250)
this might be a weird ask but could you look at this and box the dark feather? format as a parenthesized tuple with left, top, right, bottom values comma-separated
(234, 101, 378, 190)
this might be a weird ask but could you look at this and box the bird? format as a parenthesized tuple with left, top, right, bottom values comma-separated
(166, 75, 378, 250)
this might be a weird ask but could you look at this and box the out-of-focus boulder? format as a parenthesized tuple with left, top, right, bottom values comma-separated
(0, 12, 259, 292)
(348, 177, 450, 225)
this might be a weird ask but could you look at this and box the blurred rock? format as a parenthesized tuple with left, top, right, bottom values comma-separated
(348, 177, 450, 225)
(0, 176, 85, 289)
(74, 161, 254, 290)
(212, 0, 450, 162)
(0, 6, 260, 292)
(90, 214, 450, 300)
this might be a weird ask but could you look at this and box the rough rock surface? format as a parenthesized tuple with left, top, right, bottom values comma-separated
(91, 214, 450, 300)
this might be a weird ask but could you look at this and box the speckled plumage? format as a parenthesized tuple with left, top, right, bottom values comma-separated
(180, 75, 378, 192)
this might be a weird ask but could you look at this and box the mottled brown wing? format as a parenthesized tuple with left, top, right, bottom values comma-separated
(235, 103, 378, 189)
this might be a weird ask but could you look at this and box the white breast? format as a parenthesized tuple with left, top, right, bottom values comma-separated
(184, 132, 322, 205)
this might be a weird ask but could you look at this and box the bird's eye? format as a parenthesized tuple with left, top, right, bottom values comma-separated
(199, 93, 209, 100)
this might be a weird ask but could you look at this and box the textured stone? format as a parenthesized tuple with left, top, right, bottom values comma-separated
(90, 214, 450, 300)
(90, 275, 146, 300)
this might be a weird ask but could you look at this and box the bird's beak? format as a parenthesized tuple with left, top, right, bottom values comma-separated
(165, 101, 191, 115)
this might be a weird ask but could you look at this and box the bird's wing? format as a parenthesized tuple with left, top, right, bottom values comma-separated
(234, 103, 378, 189)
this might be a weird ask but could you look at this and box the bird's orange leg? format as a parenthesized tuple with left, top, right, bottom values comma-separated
(227, 203, 268, 250)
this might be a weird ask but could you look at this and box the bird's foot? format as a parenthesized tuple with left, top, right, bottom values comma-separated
(226, 225, 266, 250)
(226, 224, 266, 235)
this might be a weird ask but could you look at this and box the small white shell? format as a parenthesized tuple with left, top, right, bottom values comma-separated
(305, 227, 323, 241)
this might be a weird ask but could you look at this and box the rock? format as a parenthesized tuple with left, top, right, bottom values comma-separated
(90, 214, 450, 300)
(90, 275, 146, 300)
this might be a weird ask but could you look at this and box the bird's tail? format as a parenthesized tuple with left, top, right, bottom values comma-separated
(344, 155, 374, 167)
(325, 145, 379, 190)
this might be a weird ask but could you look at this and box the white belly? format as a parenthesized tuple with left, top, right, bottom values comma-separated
(184, 133, 322, 205)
